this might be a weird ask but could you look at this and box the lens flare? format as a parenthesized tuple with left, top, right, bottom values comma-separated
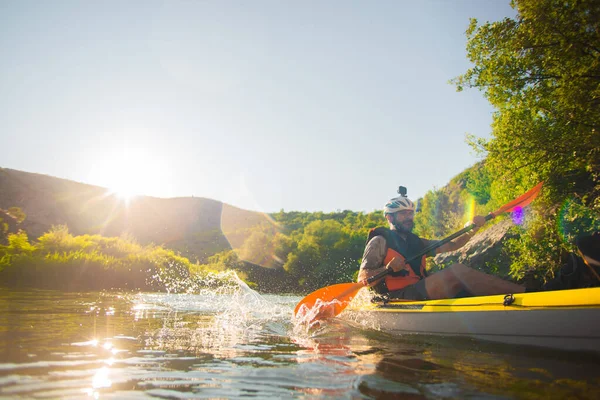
(464, 196, 476, 225)
(220, 203, 283, 269)
(511, 206, 524, 225)
(555, 198, 600, 244)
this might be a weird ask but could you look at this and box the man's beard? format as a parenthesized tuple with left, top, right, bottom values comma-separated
(393, 220, 414, 233)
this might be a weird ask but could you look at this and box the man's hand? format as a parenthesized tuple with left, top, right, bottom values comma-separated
(465, 215, 486, 228)
(386, 257, 410, 274)
(464, 215, 486, 233)
(472, 215, 486, 227)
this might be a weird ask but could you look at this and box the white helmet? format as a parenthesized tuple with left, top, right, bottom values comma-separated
(383, 196, 415, 215)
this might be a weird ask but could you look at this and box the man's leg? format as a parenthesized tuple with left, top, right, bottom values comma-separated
(387, 279, 429, 301)
(423, 263, 525, 300)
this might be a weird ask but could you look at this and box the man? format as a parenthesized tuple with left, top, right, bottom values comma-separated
(357, 195, 525, 300)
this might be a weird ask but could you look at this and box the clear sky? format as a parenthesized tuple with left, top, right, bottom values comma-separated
(0, 0, 517, 213)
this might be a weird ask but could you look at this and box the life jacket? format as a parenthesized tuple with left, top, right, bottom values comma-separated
(367, 227, 428, 294)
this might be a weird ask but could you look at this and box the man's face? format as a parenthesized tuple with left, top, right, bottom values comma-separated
(392, 210, 414, 232)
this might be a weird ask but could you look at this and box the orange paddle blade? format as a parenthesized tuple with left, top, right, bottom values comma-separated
(293, 282, 365, 318)
(491, 181, 544, 217)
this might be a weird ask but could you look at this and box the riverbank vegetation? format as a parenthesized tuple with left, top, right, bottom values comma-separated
(452, 0, 600, 279)
(0, 225, 220, 292)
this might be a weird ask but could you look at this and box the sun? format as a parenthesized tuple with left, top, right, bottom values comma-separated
(87, 147, 170, 201)
(108, 180, 140, 202)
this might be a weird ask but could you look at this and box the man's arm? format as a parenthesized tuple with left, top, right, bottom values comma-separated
(357, 236, 390, 286)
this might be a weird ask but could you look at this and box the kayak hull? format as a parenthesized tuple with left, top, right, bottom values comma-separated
(343, 287, 600, 353)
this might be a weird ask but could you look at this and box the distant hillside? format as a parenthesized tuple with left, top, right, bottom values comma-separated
(0, 168, 276, 262)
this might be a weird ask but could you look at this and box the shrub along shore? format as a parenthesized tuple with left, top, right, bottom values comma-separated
(0, 226, 220, 292)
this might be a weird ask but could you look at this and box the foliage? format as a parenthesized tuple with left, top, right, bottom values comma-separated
(454, 0, 599, 205)
(192, 210, 384, 292)
(464, 161, 492, 205)
(3, 163, 594, 292)
(415, 187, 459, 239)
(7, 207, 26, 223)
(275, 212, 382, 290)
(452, 0, 600, 279)
(508, 197, 600, 282)
(414, 171, 491, 240)
(0, 207, 24, 246)
(0, 225, 219, 291)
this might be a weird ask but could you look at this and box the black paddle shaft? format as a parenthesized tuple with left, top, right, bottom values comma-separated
(366, 214, 494, 285)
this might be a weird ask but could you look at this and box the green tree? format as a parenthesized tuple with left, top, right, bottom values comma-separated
(464, 161, 492, 205)
(454, 0, 599, 207)
(453, 0, 600, 279)
(238, 229, 276, 267)
(414, 183, 464, 239)
(282, 220, 361, 289)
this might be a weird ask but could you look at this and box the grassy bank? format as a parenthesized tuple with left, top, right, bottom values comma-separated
(0, 226, 219, 292)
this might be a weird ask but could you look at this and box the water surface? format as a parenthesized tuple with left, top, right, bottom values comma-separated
(1, 286, 599, 399)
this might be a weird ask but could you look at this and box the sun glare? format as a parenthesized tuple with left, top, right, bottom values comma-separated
(109, 181, 140, 201)
(88, 147, 170, 201)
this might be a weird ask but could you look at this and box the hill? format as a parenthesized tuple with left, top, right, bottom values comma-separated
(0, 168, 276, 263)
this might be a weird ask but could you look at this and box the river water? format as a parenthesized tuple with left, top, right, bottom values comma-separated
(1, 281, 599, 399)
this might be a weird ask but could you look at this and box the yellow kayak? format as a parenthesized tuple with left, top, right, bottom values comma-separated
(343, 287, 600, 353)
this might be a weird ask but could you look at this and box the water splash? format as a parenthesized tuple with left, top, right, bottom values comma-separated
(293, 298, 342, 334)
(290, 286, 376, 346)
(149, 262, 249, 294)
(136, 270, 296, 355)
(340, 289, 383, 331)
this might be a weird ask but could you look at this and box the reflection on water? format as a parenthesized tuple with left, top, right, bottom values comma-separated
(1, 285, 600, 399)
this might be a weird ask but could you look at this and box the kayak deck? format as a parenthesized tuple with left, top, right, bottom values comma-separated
(343, 287, 600, 353)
